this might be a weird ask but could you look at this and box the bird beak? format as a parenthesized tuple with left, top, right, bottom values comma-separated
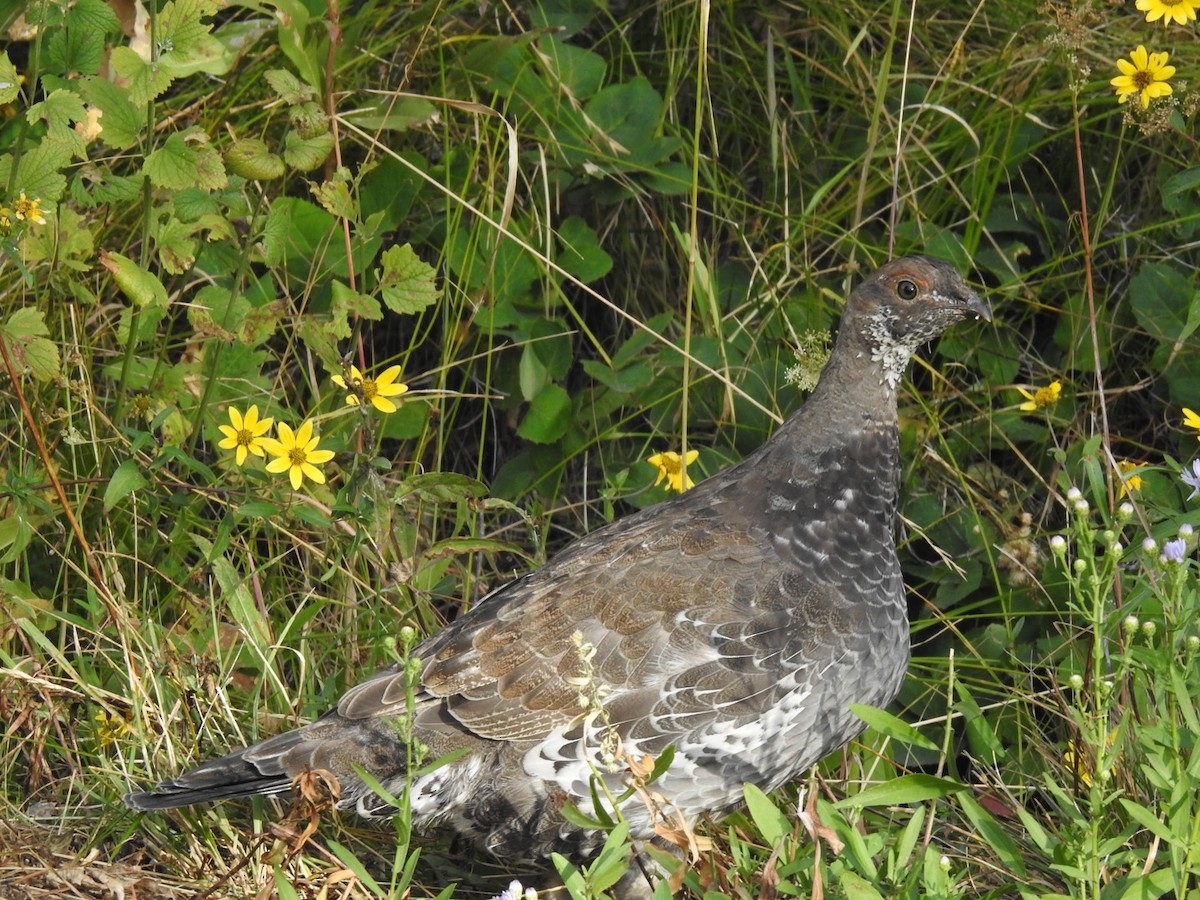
(965, 290, 992, 323)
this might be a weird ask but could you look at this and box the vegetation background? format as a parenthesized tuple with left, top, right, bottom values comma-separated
(2, 0, 1199, 897)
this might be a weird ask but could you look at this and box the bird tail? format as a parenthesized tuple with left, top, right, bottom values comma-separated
(124, 729, 306, 811)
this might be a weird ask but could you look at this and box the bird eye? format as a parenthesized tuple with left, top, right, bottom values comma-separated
(896, 279, 918, 300)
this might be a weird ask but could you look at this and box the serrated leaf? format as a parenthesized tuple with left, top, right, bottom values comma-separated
(330, 280, 382, 339)
(145, 131, 226, 191)
(78, 76, 143, 149)
(283, 130, 334, 171)
(104, 459, 148, 510)
(377, 243, 439, 314)
(0, 53, 19, 105)
(8, 139, 71, 202)
(110, 46, 175, 108)
(517, 384, 572, 444)
(312, 172, 357, 220)
(265, 68, 315, 103)
(1, 308, 61, 381)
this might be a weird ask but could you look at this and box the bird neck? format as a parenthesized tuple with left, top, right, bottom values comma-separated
(801, 324, 904, 427)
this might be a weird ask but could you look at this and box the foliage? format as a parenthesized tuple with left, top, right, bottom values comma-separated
(2, 0, 1200, 897)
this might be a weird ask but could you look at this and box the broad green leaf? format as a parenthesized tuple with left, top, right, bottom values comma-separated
(517, 384, 572, 444)
(556, 216, 613, 283)
(224, 138, 285, 180)
(1129, 262, 1200, 346)
(1, 308, 60, 381)
(0, 52, 18, 104)
(958, 791, 1027, 876)
(378, 243, 439, 315)
(283, 130, 334, 171)
(104, 459, 148, 510)
(100, 251, 168, 307)
(109, 46, 175, 108)
(743, 783, 790, 846)
(837, 871, 885, 900)
(78, 76, 142, 148)
(330, 280, 382, 339)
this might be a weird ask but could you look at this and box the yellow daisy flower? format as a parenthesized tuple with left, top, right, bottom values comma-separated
(1184, 407, 1200, 439)
(1136, 0, 1198, 26)
(13, 191, 46, 225)
(647, 449, 699, 493)
(1112, 46, 1175, 109)
(1017, 381, 1062, 412)
(216, 404, 274, 466)
(1116, 460, 1144, 499)
(331, 364, 409, 413)
(261, 420, 335, 490)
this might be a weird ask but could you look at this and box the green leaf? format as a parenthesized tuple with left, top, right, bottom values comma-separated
(835, 773, 963, 808)
(224, 138, 285, 180)
(850, 704, 940, 752)
(377, 243, 439, 315)
(283, 130, 334, 171)
(312, 168, 357, 220)
(556, 216, 613, 283)
(104, 459, 148, 511)
(837, 871, 886, 900)
(100, 251, 169, 307)
(265, 68, 316, 104)
(517, 384, 572, 444)
(1129, 262, 1200, 347)
(0, 52, 19, 105)
(330, 280, 382, 338)
(110, 46, 175, 108)
(1117, 799, 1176, 844)
(144, 130, 227, 191)
(1, 308, 61, 381)
(958, 791, 1027, 876)
(743, 783, 790, 846)
(79, 76, 143, 149)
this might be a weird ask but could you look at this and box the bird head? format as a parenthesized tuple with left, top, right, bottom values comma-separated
(844, 256, 991, 391)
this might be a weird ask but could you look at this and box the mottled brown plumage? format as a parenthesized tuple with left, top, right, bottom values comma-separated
(125, 256, 989, 883)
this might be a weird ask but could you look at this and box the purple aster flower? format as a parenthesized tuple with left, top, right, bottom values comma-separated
(1183, 459, 1200, 500)
(1161, 538, 1187, 563)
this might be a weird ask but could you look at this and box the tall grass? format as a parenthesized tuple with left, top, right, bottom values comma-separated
(2, 0, 1200, 896)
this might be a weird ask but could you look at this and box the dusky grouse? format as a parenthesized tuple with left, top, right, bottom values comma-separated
(125, 256, 989, 886)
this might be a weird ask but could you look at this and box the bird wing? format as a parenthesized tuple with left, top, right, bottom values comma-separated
(335, 424, 902, 766)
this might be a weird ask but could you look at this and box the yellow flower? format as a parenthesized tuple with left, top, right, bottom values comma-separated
(1116, 460, 1144, 499)
(1017, 381, 1062, 412)
(1112, 46, 1175, 109)
(216, 404, 274, 466)
(1136, 0, 1198, 25)
(1184, 407, 1200, 439)
(331, 364, 409, 413)
(261, 420, 335, 490)
(93, 710, 130, 749)
(13, 191, 46, 225)
(1064, 730, 1120, 788)
(647, 449, 699, 493)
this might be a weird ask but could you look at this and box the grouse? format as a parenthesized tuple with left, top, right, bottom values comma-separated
(125, 256, 989, 888)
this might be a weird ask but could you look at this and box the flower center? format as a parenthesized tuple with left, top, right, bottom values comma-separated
(361, 378, 378, 400)
(1133, 70, 1154, 90)
(289, 448, 306, 465)
(237, 428, 253, 445)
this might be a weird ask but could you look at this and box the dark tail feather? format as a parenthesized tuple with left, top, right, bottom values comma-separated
(124, 731, 305, 811)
